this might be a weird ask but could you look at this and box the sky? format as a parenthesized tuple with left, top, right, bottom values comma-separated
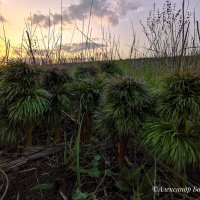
(0, 0, 200, 59)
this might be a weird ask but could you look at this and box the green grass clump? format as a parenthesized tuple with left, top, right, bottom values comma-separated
(142, 68, 200, 171)
(95, 76, 153, 165)
(0, 61, 51, 146)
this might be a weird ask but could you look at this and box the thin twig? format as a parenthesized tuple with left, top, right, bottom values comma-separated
(0, 170, 9, 200)
(26, 30, 36, 64)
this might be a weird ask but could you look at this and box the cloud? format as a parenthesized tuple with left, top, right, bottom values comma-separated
(28, 0, 141, 27)
(12, 42, 106, 57)
(62, 42, 107, 52)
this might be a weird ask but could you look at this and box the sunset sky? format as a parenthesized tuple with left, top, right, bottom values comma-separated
(0, 0, 200, 59)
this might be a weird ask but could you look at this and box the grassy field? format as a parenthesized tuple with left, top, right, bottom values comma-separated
(0, 58, 200, 200)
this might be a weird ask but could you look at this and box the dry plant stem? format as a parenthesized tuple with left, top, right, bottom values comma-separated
(26, 124, 33, 147)
(179, 22, 190, 69)
(158, 160, 185, 186)
(76, 26, 104, 52)
(116, 137, 129, 166)
(54, 126, 62, 143)
(0, 170, 9, 200)
(58, 0, 63, 62)
(172, 167, 182, 186)
(129, 20, 136, 68)
(182, 0, 185, 49)
(20, 30, 25, 57)
(88, 170, 107, 199)
(34, 170, 43, 199)
(26, 31, 36, 64)
(1, 16, 10, 64)
(80, 114, 92, 142)
(196, 21, 200, 43)
(83, 0, 93, 60)
(153, 157, 157, 200)
(76, 116, 83, 189)
(140, 0, 198, 68)
(115, 36, 121, 60)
